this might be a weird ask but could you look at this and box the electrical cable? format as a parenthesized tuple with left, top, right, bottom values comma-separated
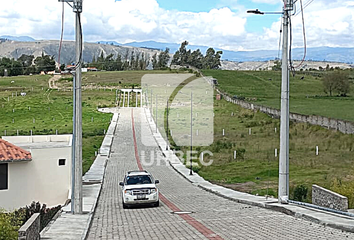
(277, 18, 283, 60)
(295, 0, 314, 16)
(72, 12, 83, 71)
(58, 2, 65, 72)
(293, 0, 307, 69)
(289, 14, 296, 76)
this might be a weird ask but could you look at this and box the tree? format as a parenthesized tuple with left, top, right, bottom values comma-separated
(203, 48, 222, 69)
(157, 48, 170, 69)
(172, 41, 190, 66)
(18, 54, 34, 66)
(34, 54, 56, 73)
(323, 71, 350, 97)
(116, 54, 123, 71)
(190, 49, 204, 69)
(171, 50, 180, 65)
(152, 53, 158, 70)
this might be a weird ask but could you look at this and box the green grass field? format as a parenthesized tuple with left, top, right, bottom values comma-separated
(170, 97, 354, 206)
(0, 70, 192, 174)
(202, 69, 354, 121)
(0, 74, 115, 174)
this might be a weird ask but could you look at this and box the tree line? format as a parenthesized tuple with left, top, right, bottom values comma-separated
(88, 50, 150, 71)
(171, 41, 222, 69)
(0, 40, 224, 77)
(0, 53, 56, 77)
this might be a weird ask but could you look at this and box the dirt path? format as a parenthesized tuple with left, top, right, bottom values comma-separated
(48, 75, 61, 89)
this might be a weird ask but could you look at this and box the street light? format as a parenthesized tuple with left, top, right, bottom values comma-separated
(246, 9, 264, 15)
(247, 0, 293, 204)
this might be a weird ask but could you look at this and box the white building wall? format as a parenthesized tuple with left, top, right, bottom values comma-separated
(0, 135, 72, 210)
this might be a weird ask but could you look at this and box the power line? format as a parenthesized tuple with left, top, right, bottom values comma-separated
(58, 2, 65, 68)
(293, 0, 307, 68)
(295, 0, 314, 16)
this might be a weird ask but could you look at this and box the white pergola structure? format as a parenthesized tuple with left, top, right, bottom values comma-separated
(120, 89, 143, 108)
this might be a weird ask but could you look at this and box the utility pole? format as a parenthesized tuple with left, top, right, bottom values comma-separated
(155, 95, 158, 133)
(59, 0, 83, 214)
(279, 0, 293, 204)
(247, 1, 293, 204)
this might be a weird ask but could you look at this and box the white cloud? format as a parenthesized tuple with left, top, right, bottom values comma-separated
(0, 0, 352, 51)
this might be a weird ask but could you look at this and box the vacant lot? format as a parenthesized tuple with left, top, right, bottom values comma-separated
(0, 74, 114, 173)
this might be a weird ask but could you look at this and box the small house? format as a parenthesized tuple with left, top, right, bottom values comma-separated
(0, 135, 72, 210)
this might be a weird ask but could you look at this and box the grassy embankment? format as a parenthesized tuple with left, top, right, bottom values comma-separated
(203, 69, 354, 121)
(159, 70, 354, 206)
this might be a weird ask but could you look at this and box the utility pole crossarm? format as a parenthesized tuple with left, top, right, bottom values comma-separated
(58, 0, 82, 12)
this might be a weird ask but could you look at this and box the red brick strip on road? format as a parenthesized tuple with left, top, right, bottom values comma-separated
(131, 109, 223, 240)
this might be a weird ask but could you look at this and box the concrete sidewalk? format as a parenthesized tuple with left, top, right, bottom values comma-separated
(143, 107, 354, 234)
(40, 111, 119, 240)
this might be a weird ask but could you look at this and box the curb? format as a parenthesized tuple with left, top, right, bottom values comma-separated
(82, 112, 119, 239)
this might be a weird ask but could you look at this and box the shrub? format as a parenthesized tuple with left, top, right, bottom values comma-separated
(0, 209, 25, 240)
(236, 148, 246, 160)
(26, 202, 61, 231)
(293, 185, 308, 202)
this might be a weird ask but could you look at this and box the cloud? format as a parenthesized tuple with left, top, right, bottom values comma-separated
(0, 0, 352, 52)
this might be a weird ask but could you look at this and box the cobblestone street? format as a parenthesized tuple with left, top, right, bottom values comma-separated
(87, 108, 354, 240)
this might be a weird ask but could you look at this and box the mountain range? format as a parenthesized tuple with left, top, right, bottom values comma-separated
(1, 35, 354, 64)
(123, 41, 354, 64)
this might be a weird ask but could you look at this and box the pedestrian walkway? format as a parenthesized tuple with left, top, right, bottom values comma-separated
(40, 112, 119, 239)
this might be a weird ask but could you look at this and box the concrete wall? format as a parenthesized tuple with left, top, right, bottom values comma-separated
(312, 184, 348, 212)
(215, 88, 354, 134)
(18, 213, 40, 240)
(0, 135, 72, 210)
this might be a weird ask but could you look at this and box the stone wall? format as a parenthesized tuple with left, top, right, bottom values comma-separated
(312, 184, 348, 212)
(18, 213, 40, 240)
(215, 88, 354, 134)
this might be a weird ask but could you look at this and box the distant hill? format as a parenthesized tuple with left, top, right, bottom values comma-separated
(0, 35, 36, 42)
(0, 39, 160, 65)
(0, 37, 353, 67)
(96, 41, 121, 46)
(123, 41, 354, 64)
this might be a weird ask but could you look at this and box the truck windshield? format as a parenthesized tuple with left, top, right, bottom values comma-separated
(126, 175, 152, 185)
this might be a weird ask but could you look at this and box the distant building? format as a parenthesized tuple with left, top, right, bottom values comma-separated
(65, 65, 75, 72)
(0, 135, 72, 210)
(87, 67, 98, 71)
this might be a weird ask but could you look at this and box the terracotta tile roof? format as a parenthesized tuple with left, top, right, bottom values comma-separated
(0, 138, 32, 162)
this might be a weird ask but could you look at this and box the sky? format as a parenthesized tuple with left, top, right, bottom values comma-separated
(0, 0, 353, 51)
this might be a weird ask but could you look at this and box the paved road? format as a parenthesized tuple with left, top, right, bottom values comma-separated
(87, 108, 354, 240)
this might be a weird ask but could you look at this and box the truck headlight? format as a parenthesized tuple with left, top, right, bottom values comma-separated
(124, 190, 133, 195)
(150, 188, 157, 194)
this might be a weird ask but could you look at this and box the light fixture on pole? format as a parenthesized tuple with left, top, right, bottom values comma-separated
(247, 0, 293, 204)
(58, 0, 83, 214)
